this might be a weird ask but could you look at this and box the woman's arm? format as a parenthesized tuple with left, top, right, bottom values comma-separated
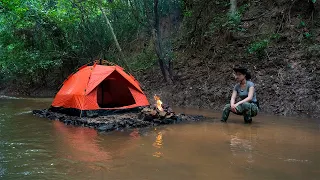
(230, 90, 237, 105)
(235, 86, 254, 106)
(230, 90, 237, 112)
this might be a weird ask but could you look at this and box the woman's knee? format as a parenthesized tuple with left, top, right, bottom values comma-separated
(223, 103, 231, 111)
(241, 102, 252, 110)
(251, 104, 259, 117)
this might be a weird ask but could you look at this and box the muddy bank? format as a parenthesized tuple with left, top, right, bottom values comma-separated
(139, 51, 320, 120)
(32, 108, 205, 132)
(138, 0, 320, 119)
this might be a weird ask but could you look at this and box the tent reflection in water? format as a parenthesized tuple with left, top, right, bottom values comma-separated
(53, 121, 141, 164)
(51, 60, 149, 115)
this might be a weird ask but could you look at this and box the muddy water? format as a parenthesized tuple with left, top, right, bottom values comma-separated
(1, 96, 320, 180)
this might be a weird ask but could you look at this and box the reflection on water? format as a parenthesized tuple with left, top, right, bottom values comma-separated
(0, 95, 20, 99)
(153, 130, 163, 158)
(14, 111, 33, 116)
(53, 121, 112, 163)
(223, 124, 257, 170)
(1, 98, 320, 180)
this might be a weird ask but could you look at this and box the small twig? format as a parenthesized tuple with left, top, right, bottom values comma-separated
(258, 23, 265, 32)
(277, 13, 285, 33)
(266, 50, 282, 70)
(277, 68, 284, 83)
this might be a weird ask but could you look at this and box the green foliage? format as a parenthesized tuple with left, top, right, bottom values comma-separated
(296, 15, 313, 40)
(208, 3, 249, 33)
(128, 46, 157, 72)
(247, 33, 284, 58)
(270, 33, 281, 41)
(225, 4, 249, 32)
(183, 10, 193, 17)
(312, 0, 316, 3)
(208, 13, 227, 33)
(298, 21, 306, 28)
(304, 32, 312, 39)
(227, 11, 242, 29)
(297, 14, 307, 29)
(247, 39, 269, 58)
(0, 0, 183, 90)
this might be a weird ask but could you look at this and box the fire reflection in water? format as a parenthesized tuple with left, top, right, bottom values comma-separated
(153, 131, 163, 158)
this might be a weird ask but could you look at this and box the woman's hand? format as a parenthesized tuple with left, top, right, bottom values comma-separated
(231, 104, 237, 113)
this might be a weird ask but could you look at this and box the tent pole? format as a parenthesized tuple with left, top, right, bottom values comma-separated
(101, 82, 104, 107)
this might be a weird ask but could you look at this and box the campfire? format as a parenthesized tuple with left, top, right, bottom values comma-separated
(139, 95, 175, 122)
(154, 95, 163, 111)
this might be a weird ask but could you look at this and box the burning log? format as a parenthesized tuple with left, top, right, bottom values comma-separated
(138, 95, 177, 122)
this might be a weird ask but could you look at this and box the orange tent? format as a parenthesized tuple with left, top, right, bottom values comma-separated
(52, 61, 149, 110)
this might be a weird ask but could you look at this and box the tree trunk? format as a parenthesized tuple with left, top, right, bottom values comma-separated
(153, 0, 171, 83)
(230, 0, 237, 16)
(143, 0, 153, 35)
(99, 3, 131, 72)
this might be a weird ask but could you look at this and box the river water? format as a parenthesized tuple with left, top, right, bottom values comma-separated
(1, 96, 320, 180)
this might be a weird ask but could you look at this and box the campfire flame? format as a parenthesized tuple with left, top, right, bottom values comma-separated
(154, 95, 163, 111)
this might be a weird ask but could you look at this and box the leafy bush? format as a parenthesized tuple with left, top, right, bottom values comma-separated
(225, 3, 249, 32)
(248, 39, 269, 58)
(128, 45, 158, 72)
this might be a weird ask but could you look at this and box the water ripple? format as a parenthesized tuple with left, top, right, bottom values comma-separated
(15, 111, 32, 116)
(284, 159, 311, 163)
(0, 95, 21, 100)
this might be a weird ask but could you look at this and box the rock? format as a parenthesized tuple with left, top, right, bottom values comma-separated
(165, 113, 174, 119)
(150, 110, 158, 116)
(142, 107, 153, 113)
(63, 119, 73, 125)
(98, 124, 114, 132)
(47, 114, 56, 120)
(119, 121, 125, 126)
(159, 111, 167, 118)
(143, 114, 154, 121)
(32, 109, 43, 115)
(86, 110, 99, 118)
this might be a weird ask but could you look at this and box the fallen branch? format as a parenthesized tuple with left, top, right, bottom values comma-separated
(233, 33, 268, 40)
(241, 11, 269, 22)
